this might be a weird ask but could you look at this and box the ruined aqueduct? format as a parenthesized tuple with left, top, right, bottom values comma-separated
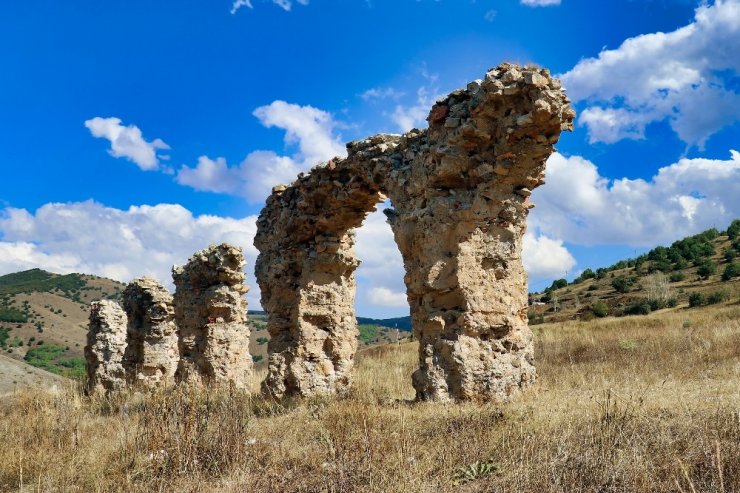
(86, 63, 574, 403)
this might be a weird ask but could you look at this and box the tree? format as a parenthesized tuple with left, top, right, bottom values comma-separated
(697, 260, 717, 279)
(549, 279, 568, 290)
(727, 219, 740, 240)
(722, 261, 740, 281)
(611, 276, 633, 293)
(688, 292, 705, 308)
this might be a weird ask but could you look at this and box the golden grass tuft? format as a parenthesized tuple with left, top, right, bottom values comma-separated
(1, 304, 738, 492)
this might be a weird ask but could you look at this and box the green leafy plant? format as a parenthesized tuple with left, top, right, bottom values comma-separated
(454, 460, 498, 484)
(721, 261, 739, 281)
(688, 292, 705, 308)
(592, 301, 608, 318)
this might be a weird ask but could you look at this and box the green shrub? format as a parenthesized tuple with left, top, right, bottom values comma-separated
(592, 301, 608, 318)
(669, 272, 685, 283)
(727, 219, 740, 240)
(625, 303, 651, 316)
(688, 292, 705, 308)
(724, 249, 737, 262)
(252, 354, 263, 363)
(697, 261, 716, 279)
(721, 261, 740, 281)
(611, 277, 633, 293)
(587, 284, 598, 291)
(707, 290, 729, 305)
(256, 337, 268, 345)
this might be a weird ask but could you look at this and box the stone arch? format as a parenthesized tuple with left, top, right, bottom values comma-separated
(254, 63, 574, 402)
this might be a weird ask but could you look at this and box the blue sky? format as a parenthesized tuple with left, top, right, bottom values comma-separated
(1, 0, 738, 317)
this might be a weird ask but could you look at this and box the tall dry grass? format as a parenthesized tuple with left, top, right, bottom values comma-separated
(1, 304, 738, 492)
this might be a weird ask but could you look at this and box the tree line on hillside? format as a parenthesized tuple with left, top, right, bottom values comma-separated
(541, 219, 740, 295)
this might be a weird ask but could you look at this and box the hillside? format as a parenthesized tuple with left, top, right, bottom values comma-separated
(0, 352, 67, 396)
(530, 220, 740, 324)
(0, 269, 125, 382)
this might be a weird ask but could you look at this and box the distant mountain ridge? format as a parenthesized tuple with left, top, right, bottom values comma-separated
(249, 310, 412, 331)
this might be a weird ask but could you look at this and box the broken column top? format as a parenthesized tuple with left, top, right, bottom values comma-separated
(123, 277, 173, 316)
(173, 243, 247, 292)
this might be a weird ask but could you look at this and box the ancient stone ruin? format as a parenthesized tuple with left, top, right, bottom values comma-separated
(173, 244, 253, 388)
(84, 244, 252, 393)
(122, 277, 179, 387)
(85, 300, 128, 394)
(85, 63, 572, 403)
(255, 63, 574, 402)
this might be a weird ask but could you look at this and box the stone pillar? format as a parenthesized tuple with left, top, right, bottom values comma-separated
(384, 64, 572, 401)
(258, 232, 361, 398)
(173, 243, 253, 388)
(254, 140, 391, 398)
(122, 277, 178, 388)
(84, 300, 127, 394)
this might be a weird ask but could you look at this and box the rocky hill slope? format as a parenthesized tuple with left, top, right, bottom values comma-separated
(530, 220, 740, 323)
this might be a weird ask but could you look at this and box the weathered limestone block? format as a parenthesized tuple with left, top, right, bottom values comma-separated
(122, 277, 178, 388)
(255, 63, 574, 401)
(85, 300, 127, 394)
(173, 243, 253, 388)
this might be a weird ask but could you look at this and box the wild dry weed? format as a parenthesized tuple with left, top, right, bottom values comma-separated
(1, 304, 738, 492)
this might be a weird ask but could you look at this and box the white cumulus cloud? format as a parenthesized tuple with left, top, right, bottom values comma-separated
(177, 101, 345, 203)
(0, 201, 260, 306)
(368, 287, 408, 308)
(529, 150, 740, 246)
(84, 117, 170, 171)
(560, 0, 740, 147)
(523, 233, 576, 279)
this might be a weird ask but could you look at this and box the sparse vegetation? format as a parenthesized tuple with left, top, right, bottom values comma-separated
(697, 260, 717, 279)
(0, 327, 9, 347)
(591, 301, 608, 318)
(23, 344, 85, 379)
(0, 305, 737, 491)
(611, 276, 634, 293)
(689, 292, 706, 308)
(722, 261, 740, 281)
(358, 324, 380, 344)
(0, 307, 28, 323)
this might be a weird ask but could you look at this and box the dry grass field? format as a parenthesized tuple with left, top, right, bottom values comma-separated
(1, 304, 738, 492)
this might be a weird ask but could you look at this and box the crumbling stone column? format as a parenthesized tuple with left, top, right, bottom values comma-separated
(173, 243, 253, 388)
(122, 277, 178, 388)
(84, 300, 127, 394)
(255, 63, 574, 401)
